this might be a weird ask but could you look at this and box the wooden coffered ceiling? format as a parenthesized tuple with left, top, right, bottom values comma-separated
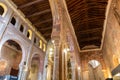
(12, 0, 53, 41)
(65, 0, 108, 50)
(12, 0, 108, 50)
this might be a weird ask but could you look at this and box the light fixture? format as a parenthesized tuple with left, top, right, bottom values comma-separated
(52, 40, 54, 43)
(115, 73, 120, 76)
(4, 78, 7, 80)
(63, 49, 67, 53)
(78, 67, 80, 70)
(67, 48, 70, 51)
(49, 52, 53, 55)
(49, 48, 53, 51)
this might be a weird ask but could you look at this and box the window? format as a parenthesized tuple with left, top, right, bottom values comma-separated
(27, 30, 32, 40)
(88, 60, 100, 68)
(39, 40, 42, 49)
(20, 25, 24, 32)
(11, 17, 16, 25)
(0, 5, 4, 16)
(43, 44, 46, 51)
(34, 37, 36, 44)
(0, 3, 7, 17)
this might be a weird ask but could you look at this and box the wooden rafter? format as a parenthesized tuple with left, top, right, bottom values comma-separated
(39, 26, 52, 31)
(76, 27, 103, 34)
(19, 0, 43, 9)
(43, 33, 51, 36)
(80, 37, 101, 42)
(27, 9, 50, 18)
(34, 19, 52, 25)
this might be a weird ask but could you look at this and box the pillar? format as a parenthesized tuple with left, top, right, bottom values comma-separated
(71, 60, 77, 80)
(42, 53, 49, 80)
(18, 65, 28, 80)
(62, 49, 65, 80)
(52, 38, 60, 80)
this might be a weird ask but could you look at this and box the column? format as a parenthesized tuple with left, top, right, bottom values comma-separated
(18, 65, 28, 80)
(42, 54, 49, 80)
(71, 61, 76, 80)
(78, 68, 81, 80)
(52, 39, 60, 80)
(38, 72, 42, 80)
(62, 50, 65, 80)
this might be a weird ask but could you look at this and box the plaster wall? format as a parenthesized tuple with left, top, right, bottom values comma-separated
(102, 0, 120, 72)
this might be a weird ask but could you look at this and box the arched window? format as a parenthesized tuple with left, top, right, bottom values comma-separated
(27, 30, 32, 40)
(34, 37, 36, 44)
(0, 5, 4, 16)
(39, 40, 42, 49)
(88, 60, 100, 68)
(0, 3, 7, 17)
(20, 25, 24, 32)
(43, 44, 46, 51)
(10, 17, 16, 25)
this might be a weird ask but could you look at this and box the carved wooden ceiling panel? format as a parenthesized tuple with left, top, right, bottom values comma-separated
(65, 0, 108, 50)
(12, 0, 53, 41)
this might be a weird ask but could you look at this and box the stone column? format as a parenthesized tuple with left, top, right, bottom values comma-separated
(52, 39, 60, 80)
(71, 61, 76, 80)
(38, 72, 42, 80)
(18, 65, 28, 80)
(78, 69, 81, 80)
(42, 53, 49, 80)
(62, 50, 65, 80)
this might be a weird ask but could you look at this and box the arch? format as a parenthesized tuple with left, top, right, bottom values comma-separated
(10, 17, 16, 25)
(19, 25, 24, 32)
(34, 37, 37, 44)
(88, 60, 100, 68)
(30, 53, 41, 65)
(43, 43, 46, 52)
(0, 3, 7, 17)
(88, 60, 105, 80)
(39, 40, 42, 49)
(27, 30, 32, 40)
(0, 36, 26, 66)
(0, 40, 22, 76)
(27, 53, 41, 80)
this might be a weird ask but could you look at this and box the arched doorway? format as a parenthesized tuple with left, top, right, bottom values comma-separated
(0, 40, 22, 79)
(88, 60, 105, 80)
(28, 54, 40, 80)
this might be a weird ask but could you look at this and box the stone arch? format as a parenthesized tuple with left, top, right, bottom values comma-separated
(88, 59, 105, 80)
(0, 2, 7, 17)
(0, 39, 23, 77)
(30, 53, 41, 67)
(0, 36, 27, 66)
(27, 53, 41, 80)
(88, 60, 100, 68)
